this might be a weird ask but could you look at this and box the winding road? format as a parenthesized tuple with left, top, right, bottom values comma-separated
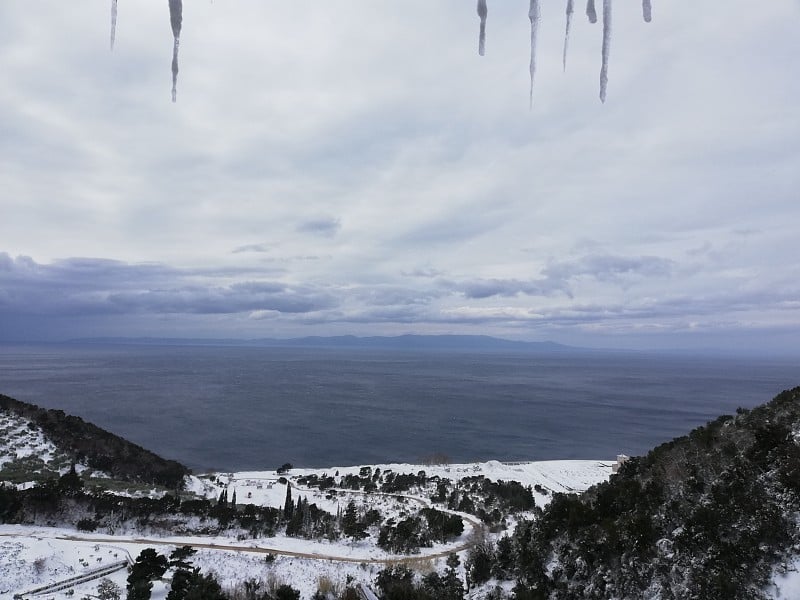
(2, 482, 485, 567)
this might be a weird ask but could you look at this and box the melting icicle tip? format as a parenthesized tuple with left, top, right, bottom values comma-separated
(586, 0, 597, 24)
(642, 0, 652, 23)
(563, 0, 574, 72)
(110, 0, 118, 51)
(477, 0, 488, 56)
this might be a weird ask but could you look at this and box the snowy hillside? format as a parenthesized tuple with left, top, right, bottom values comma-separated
(1, 458, 612, 599)
(0, 411, 105, 483)
(0, 393, 189, 488)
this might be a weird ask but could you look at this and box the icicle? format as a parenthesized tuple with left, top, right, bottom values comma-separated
(599, 0, 611, 102)
(586, 0, 597, 24)
(642, 0, 652, 23)
(563, 0, 574, 71)
(528, 0, 540, 108)
(110, 0, 118, 50)
(477, 0, 488, 57)
(171, 37, 180, 103)
(168, 0, 182, 103)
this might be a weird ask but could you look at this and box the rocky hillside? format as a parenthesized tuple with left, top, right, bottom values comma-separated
(0, 394, 189, 489)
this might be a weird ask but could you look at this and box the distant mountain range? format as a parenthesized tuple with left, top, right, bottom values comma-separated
(64, 334, 580, 353)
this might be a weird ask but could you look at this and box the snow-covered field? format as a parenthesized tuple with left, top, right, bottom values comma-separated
(0, 525, 396, 600)
(1, 458, 613, 599)
(194, 458, 615, 512)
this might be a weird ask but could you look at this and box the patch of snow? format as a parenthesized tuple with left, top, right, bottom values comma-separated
(0, 412, 59, 469)
(769, 555, 800, 598)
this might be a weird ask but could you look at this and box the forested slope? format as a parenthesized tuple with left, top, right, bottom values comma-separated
(489, 386, 800, 599)
(0, 394, 189, 488)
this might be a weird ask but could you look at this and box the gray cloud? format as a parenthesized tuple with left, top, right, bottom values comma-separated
(0, 253, 334, 318)
(232, 243, 275, 254)
(402, 267, 444, 279)
(448, 277, 569, 300)
(438, 254, 673, 300)
(1, 250, 798, 351)
(543, 255, 675, 283)
(296, 218, 341, 237)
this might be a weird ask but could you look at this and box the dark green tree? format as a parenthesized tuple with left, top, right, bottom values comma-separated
(126, 579, 153, 600)
(283, 483, 293, 519)
(127, 548, 168, 600)
(58, 463, 83, 495)
(168, 546, 197, 570)
(466, 539, 494, 586)
(167, 567, 227, 600)
(375, 566, 416, 600)
(342, 500, 368, 541)
(273, 584, 300, 600)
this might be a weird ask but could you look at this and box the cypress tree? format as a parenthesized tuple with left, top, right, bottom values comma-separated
(283, 483, 293, 519)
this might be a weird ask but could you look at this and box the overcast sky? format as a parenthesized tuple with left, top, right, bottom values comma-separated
(1, 1, 798, 353)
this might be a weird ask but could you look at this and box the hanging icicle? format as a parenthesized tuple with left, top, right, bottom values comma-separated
(586, 0, 597, 24)
(168, 0, 183, 103)
(477, 0, 488, 57)
(642, 0, 652, 23)
(599, 0, 612, 102)
(528, 0, 540, 108)
(563, 0, 574, 71)
(110, 0, 118, 50)
(98, 2, 656, 105)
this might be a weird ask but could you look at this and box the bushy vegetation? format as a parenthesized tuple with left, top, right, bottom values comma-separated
(0, 394, 189, 488)
(296, 466, 427, 494)
(0, 478, 288, 538)
(375, 555, 464, 600)
(439, 476, 536, 529)
(377, 507, 464, 553)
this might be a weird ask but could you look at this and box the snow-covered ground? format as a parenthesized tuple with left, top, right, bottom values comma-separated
(0, 412, 110, 482)
(769, 555, 800, 599)
(0, 412, 62, 470)
(0, 525, 398, 600)
(196, 458, 614, 512)
(1, 459, 613, 599)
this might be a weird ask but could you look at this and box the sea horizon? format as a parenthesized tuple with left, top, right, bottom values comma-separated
(1, 341, 797, 472)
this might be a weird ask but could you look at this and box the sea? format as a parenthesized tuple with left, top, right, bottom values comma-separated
(0, 343, 797, 473)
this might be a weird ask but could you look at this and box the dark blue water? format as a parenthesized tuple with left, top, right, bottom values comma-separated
(0, 344, 797, 472)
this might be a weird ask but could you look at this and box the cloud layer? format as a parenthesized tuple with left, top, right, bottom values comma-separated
(0, 1, 798, 351)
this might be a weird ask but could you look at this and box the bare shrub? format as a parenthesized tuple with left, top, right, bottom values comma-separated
(316, 574, 340, 596)
(32, 556, 47, 574)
